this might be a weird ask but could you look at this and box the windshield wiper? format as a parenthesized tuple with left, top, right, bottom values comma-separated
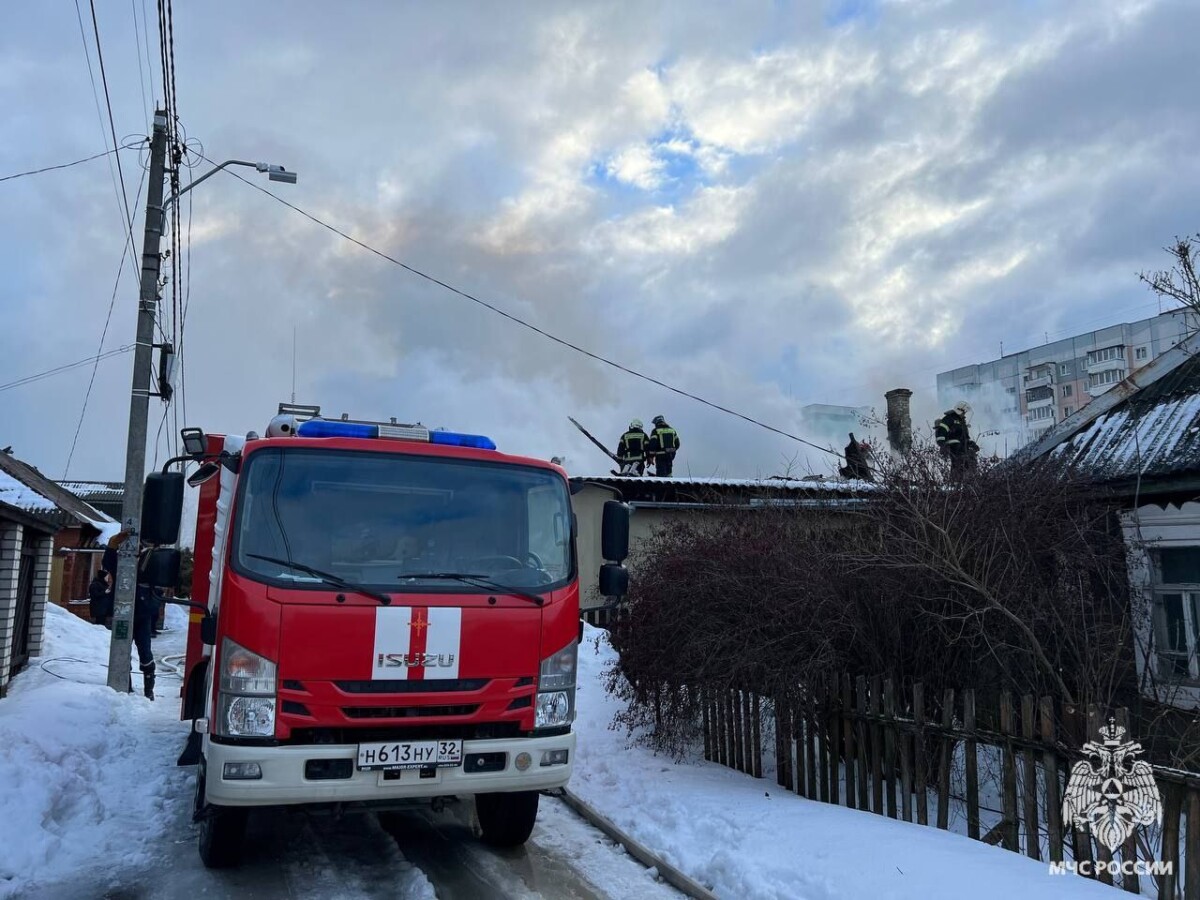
(247, 553, 393, 606)
(397, 572, 545, 607)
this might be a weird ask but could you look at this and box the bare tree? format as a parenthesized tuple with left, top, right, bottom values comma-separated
(1140, 234, 1200, 327)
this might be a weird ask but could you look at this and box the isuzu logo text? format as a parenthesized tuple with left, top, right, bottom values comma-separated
(377, 652, 456, 668)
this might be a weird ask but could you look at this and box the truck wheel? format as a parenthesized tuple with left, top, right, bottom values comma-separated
(195, 766, 248, 868)
(475, 790, 539, 847)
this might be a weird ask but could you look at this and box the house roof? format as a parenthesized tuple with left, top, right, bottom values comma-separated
(56, 480, 123, 502)
(1022, 328, 1200, 496)
(0, 496, 60, 533)
(570, 474, 875, 505)
(0, 452, 119, 536)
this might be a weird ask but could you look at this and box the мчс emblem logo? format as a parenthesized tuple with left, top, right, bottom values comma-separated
(1062, 719, 1162, 853)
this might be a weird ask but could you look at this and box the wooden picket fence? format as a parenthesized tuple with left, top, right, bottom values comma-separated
(702, 676, 1200, 897)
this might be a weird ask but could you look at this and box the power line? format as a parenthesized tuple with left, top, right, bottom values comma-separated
(129, 0, 150, 124)
(0, 143, 142, 185)
(0, 347, 134, 394)
(63, 170, 149, 479)
(71, 0, 133, 242)
(87, 0, 137, 239)
(207, 155, 843, 461)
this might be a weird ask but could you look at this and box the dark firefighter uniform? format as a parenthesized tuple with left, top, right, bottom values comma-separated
(838, 432, 873, 482)
(935, 407, 979, 477)
(647, 417, 680, 477)
(616, 422, 649, 475)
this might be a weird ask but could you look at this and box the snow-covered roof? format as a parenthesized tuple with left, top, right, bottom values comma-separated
(0, 471, 58, 514)
(570, 474, 876, 506)
(0, 452, 117, 533)
(1023, 328, 1200, 494)
(573, 474, 873, 492)
(56, 480, 123, 501)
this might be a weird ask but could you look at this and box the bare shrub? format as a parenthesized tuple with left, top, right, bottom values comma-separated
(608, 445, 1138, 757)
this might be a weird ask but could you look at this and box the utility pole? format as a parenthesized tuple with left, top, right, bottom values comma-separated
(107, 110, 169, 691)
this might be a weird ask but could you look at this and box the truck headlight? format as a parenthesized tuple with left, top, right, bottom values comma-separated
(216, 638, 277, 737)
(535, 690, 573, 729)
(219, 638, 276, 695)
(219, 695, 276, 737)
(535, 641, 577, 730)
(538, 641, 577, 691)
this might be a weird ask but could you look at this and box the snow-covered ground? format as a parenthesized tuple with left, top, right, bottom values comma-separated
(1, 604, 1115, 900)
(0, 604, 436, 900)
(571, 624, 1113, 900)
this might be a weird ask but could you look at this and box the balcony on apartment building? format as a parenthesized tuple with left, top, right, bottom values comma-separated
(1085, 345, 1126, 374)
(1087, 368, 1127, 398)
(1026, 395, 1055, 412)
(1023, 365, 1055, 391)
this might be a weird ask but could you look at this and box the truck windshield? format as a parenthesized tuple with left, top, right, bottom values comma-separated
(233, 447, 574, 594)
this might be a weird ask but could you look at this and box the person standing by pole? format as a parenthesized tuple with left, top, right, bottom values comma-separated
(106, 110, 169, 692)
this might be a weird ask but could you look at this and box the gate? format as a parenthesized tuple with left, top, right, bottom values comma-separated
(9, 540, 35, 677)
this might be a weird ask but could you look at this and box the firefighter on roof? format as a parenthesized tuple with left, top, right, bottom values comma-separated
(839, 432, 874, 482)
(616, 419, 649, 475)
(647, 415, 681, 477)
(935, 401, 979, 478)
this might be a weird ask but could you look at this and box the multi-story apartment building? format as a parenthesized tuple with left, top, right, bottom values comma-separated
(936, 309, 1196, 452)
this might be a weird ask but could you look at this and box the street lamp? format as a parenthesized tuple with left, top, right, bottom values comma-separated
(162, 158, 297, 219)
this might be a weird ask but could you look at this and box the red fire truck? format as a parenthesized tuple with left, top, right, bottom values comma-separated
(142, 406, 630, 868)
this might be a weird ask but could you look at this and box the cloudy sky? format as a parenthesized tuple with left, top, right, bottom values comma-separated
(1, 0, 1196, 487)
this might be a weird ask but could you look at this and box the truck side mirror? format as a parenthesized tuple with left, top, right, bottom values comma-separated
(142, 472, 184, 544)
(601, 500, 630, 563)
(598, 563, 629, 598)
(187, 461, 220, 487)
(141, 547, 181, 588)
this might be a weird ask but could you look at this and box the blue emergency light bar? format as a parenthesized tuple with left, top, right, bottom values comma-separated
(296, 418, 496, 450)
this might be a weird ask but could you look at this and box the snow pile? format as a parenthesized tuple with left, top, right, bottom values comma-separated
(572, 625, 1111, 900)
(0, 605, 187, 897)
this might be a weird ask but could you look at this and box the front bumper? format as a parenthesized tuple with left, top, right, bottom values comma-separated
(202, 731, 575, 807)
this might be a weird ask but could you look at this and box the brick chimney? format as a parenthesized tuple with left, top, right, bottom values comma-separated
(885, 388, 913, 454)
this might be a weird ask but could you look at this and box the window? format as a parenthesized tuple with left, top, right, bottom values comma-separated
(1136, 347, 1148, 361)
(1029, 405, 1055, 421)
(1063, 406, 1072, 417)
(1006, 386, 1016, 395)
(1152, 548, 1200, 682)
(1060, 384, 1073, 398)
(232, 447, 574, 594)
(1089, 369, 1125, 389)
(1059, 363, 1070, 376)
(1087, 346, 1125, 366)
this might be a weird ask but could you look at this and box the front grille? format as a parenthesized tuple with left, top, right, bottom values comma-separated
(342, 704, 479, 719)
(282, 700, 312, 716)
(335, 679, 490, 694)
(285, 722, 523, 744)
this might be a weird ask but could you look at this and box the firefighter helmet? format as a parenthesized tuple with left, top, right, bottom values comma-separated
(652, 415, 666, 426)
(630, 418, 643, 430)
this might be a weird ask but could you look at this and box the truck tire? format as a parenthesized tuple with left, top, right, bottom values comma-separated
(475, 790, 539, 847)
(195, 765, 248, 868)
